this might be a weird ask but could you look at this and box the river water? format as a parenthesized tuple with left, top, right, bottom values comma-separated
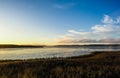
(0, 46, 120, 60)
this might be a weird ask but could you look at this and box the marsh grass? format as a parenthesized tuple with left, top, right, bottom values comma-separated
(0, 51, 120, 78)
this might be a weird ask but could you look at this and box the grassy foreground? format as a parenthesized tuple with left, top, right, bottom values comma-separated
(0, 51, 120, 78)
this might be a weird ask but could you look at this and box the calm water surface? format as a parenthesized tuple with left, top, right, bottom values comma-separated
(0, 47, 120, 60)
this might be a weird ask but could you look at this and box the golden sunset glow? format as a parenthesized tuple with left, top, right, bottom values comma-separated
(0, 0, 120, 45)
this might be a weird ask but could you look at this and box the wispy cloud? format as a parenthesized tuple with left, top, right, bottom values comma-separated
(53, 3, 75, 9)
(58, 15, 120, 44)
(102, 15, 114, 24)
(102, 15, 120, 24)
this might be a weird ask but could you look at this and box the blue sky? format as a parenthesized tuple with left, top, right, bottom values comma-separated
(0, 0, 120, 45)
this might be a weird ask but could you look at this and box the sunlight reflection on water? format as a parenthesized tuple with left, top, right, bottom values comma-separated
(0, 47, 120, 60)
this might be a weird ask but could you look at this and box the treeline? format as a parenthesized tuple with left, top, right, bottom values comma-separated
(0, 44, 44, 48)
(54, 44, 120, 49)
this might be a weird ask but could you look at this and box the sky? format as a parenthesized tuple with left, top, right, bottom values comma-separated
(0, 0, 120, 45)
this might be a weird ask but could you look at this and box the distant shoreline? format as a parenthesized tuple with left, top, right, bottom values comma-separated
(0, 44, 44, 48)
(0, 44, 120, 48)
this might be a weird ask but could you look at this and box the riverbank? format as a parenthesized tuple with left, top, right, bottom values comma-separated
(0, 51, 120, 78)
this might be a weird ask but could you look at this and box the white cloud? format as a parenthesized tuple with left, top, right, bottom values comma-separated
(59, 37, 120, 43)
(69, 30, 89, 34)
(116, 16, 120, 23)
(53, 3, 75, 9)
(102, 15, 114, 24)
(68, 30, 82, 34)
(102, 15, 120, 24)
(58, 15, 120, 44)
(92, 25, 120, 33)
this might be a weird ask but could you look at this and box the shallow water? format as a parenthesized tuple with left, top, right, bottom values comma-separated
(0, 47, 120, 60)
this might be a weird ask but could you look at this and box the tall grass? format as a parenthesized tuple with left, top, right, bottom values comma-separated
(0, 51, 120, 78)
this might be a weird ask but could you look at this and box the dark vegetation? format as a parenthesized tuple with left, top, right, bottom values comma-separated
(0, 44, 44, 48)
(1, 44, 120, 49)
(0, 51, 120, 78)
(54, 44, 120, 49)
